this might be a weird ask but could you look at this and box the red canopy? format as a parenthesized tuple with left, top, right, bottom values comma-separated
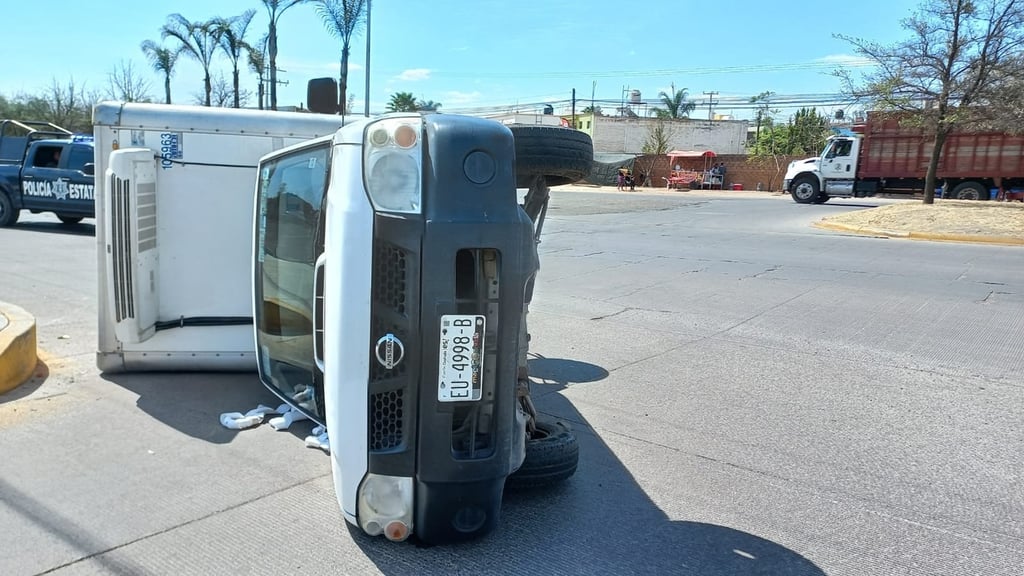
(667, 150, 716, 161)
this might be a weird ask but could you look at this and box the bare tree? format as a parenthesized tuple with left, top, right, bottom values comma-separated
(197, 73, 253, 108)
(214, 10, 257, 108)
(141, 40, 179, 104)
(41, 77, 96, 132)
(315, 0, 366, 115)
(106, 60, 152, 103)
(641, 119, 676, 155)
(837, 0, 1024, 204)
(162, 14, 219, 107)
(259, 0, 310, 110)
(247, 34, 269, 109)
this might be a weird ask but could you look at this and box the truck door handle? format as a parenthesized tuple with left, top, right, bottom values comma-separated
(846, 164, 851, 172)
(313, 252, 327, 372)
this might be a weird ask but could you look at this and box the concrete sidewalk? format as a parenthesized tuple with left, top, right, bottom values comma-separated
(0, 301, 36, 394)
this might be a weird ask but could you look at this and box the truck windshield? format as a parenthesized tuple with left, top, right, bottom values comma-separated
(253, 142, 330, 420)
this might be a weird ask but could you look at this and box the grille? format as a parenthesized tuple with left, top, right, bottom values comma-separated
(111, 175, 134, 322)
(370, 389, 404, 451)
(374, 243, 407, 313)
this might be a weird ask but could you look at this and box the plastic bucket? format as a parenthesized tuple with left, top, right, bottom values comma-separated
(731, 183, 743, 191)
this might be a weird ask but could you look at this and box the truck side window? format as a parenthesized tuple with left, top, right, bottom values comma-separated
(32, 145, 64, 168)
(67, 146, 94, 173)
(834, 140, 852, 157)
(253, 142, 331, 420)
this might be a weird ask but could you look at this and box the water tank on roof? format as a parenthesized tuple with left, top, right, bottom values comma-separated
(543, 104, 554, 115)
(630, 90, 641, 104)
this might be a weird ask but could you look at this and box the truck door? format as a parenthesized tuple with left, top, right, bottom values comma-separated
(20, 143, 68, 214)
(253, 141, 331, 424)
(821, 138, 854, 180)
(61, 144, 96, 215)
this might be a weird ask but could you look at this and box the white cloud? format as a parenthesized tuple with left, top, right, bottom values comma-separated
(443, 90, 483, 105)
(815, 54, 873, 67)
(395, 68, 431, 81)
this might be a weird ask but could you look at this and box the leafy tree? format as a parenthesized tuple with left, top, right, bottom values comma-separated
(162, 14, 219, 107)
(247, 34, 269, 109)
(214, 10, 257, 108)
(653, 83, 696, 119)
(837, 0, 1024, 204)
(259, 0, 310, 110)
(140, 40, 179, 104)
(106, 60, 152, 103)
(315, 0, 366, 115)
(787, 107, 831, 155)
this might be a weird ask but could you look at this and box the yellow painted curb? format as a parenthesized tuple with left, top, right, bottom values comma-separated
(814, 221, 1024, 246)
(0, 302, 37, 394)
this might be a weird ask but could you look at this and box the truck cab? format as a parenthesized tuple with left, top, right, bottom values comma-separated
(783, 134, 861, 204)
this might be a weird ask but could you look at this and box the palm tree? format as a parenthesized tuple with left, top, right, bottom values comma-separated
(259, 0, 310, 110)
(161, 14, 219, 107)
(214, 10, 257, 108)
(653, 83, 696, 119)
(315, 0, 366, 115)
(386, 92, 418, 112)
(140, 40, 179, 104)
(416, 99, 441, 112)
(247, 34, 269, 110)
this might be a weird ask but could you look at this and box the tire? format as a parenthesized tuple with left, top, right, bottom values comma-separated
(790, 175, 820, 204)
(506, 418, 579, 490)
(508, 125, 594, 188)
(0, 191, 18, 227)
(812, 193, 830, 204)
(950, 181, 987, 200)
(57, 215, 84, 225)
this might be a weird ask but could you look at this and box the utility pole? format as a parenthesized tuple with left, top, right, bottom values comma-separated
(571, 88, 576, 128)
(703, 91, 718, 125)
(364, 0, 371, 117)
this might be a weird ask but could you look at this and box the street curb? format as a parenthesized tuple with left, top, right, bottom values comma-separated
(0, 302, 37, 394)
(813, 221, 1024, 246)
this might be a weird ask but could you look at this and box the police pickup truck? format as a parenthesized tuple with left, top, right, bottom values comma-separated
(0, 119, 95, 226)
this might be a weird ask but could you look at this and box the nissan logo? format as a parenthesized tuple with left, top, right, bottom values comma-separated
(375, 333, 405, 369)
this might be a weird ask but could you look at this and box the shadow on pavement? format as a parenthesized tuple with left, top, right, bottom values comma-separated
(8, 221, 96, 237)
(0, 359, 48, 403)
(101, 371, 298, 444)
(350, 357, 826, 575)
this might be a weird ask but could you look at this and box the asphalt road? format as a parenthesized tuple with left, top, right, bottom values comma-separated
(1, 191, 1021, 576)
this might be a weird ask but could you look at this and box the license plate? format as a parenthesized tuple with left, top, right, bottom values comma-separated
(438, 314, 485, 402)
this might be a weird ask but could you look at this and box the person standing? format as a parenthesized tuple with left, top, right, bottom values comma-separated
(616, 170, 625, 191)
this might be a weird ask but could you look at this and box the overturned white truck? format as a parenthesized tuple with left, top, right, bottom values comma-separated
(93, 100, 592, 544)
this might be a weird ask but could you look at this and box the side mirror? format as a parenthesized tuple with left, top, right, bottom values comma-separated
(82, 163, 95, 176)
(307, 78, 338, 115)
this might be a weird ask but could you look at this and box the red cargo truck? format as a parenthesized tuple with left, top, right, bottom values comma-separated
(783, 111, 1024, 203)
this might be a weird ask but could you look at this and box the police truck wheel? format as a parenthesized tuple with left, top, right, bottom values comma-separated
(508, 125, 594, 188)
(0, 192, 18, 227)
(57, 215, 83, 225)
(790, 176, 820, 204)
(506, 418, 579, 490)
(950, 181, 986, 200)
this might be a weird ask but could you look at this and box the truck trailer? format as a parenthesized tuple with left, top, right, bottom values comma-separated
(784, 111, 1024, 203)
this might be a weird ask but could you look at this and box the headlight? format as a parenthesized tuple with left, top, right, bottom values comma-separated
(363, 117, 423, 214)
(358, 473, 414, 541)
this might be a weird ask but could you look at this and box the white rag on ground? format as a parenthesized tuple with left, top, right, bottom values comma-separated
(219, 404, 329, 454)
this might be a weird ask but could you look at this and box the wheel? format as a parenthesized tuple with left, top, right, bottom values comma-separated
(949, 181, 987, 200)
(57, 215, 84, 225)
(508, 125, 594, 188)
(790, 175, 821, 204)
(812, 193, 830, 204)
(0, 191, 18, 227)
(506, 418, 579, 490)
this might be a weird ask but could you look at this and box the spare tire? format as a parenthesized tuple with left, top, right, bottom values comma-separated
(506, 418, 579, 490)
(508, 125, 593, 188)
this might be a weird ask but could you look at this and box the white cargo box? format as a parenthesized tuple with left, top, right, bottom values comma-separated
(93, 102, 346, 372)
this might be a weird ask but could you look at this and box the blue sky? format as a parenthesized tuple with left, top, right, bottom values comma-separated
(0, 0, 918, 120)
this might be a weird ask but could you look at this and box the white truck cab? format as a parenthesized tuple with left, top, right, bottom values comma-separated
(783, 134, 862, 204)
